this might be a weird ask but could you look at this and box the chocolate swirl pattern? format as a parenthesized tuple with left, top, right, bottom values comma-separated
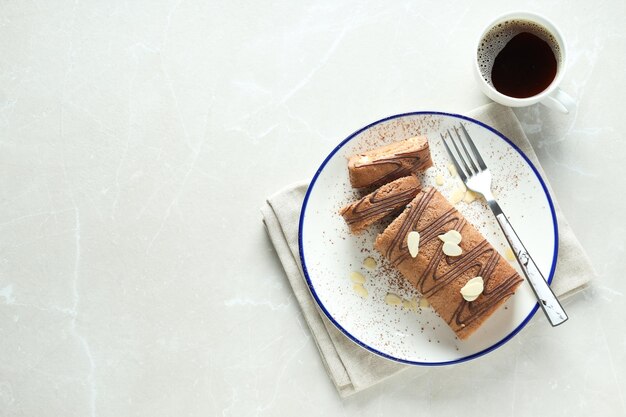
(343, 187, 418, 224)
(348, 136, 433, 189)
(352, 150, 431, 188)
(340, 176, 421, 234)
(375, 187, 523, 339)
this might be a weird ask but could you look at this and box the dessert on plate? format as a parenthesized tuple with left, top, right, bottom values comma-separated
(339, 176, 421, 234)
(340, 136, 524, 340)
(347, 136, 433, 189)
(374, 187, 523, 339)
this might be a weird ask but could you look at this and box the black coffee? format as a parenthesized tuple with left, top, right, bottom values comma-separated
(477, 20, 561, 98)
(491, 32, 557, 98)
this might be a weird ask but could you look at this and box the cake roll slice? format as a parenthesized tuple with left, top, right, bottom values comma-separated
(374, 187, 523, 339)
(348, 136, 432, 189)
(339, 176, 421, 234)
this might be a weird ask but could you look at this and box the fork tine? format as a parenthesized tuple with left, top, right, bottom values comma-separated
(453, 126, 478, 175)
(459, 123, 487, 170)
(448, 129, 473, 177)
(441, 133, 467, 182)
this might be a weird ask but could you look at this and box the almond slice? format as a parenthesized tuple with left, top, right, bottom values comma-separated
(464, 190, 477, 203)
(363, 257, 377, 269)
(353, 283, 368, 298)
(407, 231, 421, 258)
(450, 188, 465, 205)
(350, 271, 366, 284)
(438, 230, 462, 245)
(504, 247, 516, 261)
(460, 277, 484, 302)
(442, 241, 463, 257)
(384, 293, 403, 306)
(418, 297, 430, 308)
(447, 163, 457, 177)
(435, 174, 445, 186)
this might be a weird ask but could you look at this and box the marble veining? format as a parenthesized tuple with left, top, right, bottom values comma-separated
(1, 0, 625, 416)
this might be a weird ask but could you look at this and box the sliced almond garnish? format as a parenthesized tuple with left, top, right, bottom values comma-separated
(442, 241, 463, 257)
(447, 164, 457, 177)
(450, 188, 465, 205)
(464, 190, 477, 203)
(438, 230, 462, 245)
(407, 231, 420, 258)
(435, 174, 445, 186)
(402, 299, 413, 310)
(350, 271, 366, 284)
(353, 283, 368, 298)
(363, 257, 377, 269)
(418, 297, 430, 308)
(504, 247, 516, 261)
(460, 277, 484, 302)
(384, 293, 403, 306)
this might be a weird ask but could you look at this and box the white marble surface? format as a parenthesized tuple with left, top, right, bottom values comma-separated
(1, 0, 625, 416)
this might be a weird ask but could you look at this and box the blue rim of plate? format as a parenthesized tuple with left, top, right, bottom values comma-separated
(298, 111, 559, 366)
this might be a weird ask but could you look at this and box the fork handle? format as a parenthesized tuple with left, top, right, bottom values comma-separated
(488, 202, 568, 327)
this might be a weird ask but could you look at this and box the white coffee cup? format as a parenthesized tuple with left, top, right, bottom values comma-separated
(474, 11, 575, 114)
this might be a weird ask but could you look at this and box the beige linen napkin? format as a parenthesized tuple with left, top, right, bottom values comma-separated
(261, 103, 594, 397)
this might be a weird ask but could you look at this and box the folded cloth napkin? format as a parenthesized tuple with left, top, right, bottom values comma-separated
(260, 103, 594, 397)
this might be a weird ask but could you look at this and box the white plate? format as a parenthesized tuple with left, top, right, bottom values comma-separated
(298, 112, 558, 365)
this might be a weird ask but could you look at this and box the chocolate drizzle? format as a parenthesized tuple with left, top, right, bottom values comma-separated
(451, 270, 521, 328)
(342, 185, 419, 225)
(378, 188, 523, 334)
(353, 149, 431, 188)
(384, 188, 439, 264)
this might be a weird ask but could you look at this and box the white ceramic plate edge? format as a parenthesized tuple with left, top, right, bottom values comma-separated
(298, 111, 559, 366)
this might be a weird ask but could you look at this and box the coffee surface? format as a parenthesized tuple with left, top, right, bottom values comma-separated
(477, 19, 561, 98)
(491, 32, 557, 98)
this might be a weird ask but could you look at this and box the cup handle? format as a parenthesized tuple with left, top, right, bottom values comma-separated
(540, 88, 576, 114)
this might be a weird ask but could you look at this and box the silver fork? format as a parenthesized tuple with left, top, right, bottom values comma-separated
(441, 124, 568, 327)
